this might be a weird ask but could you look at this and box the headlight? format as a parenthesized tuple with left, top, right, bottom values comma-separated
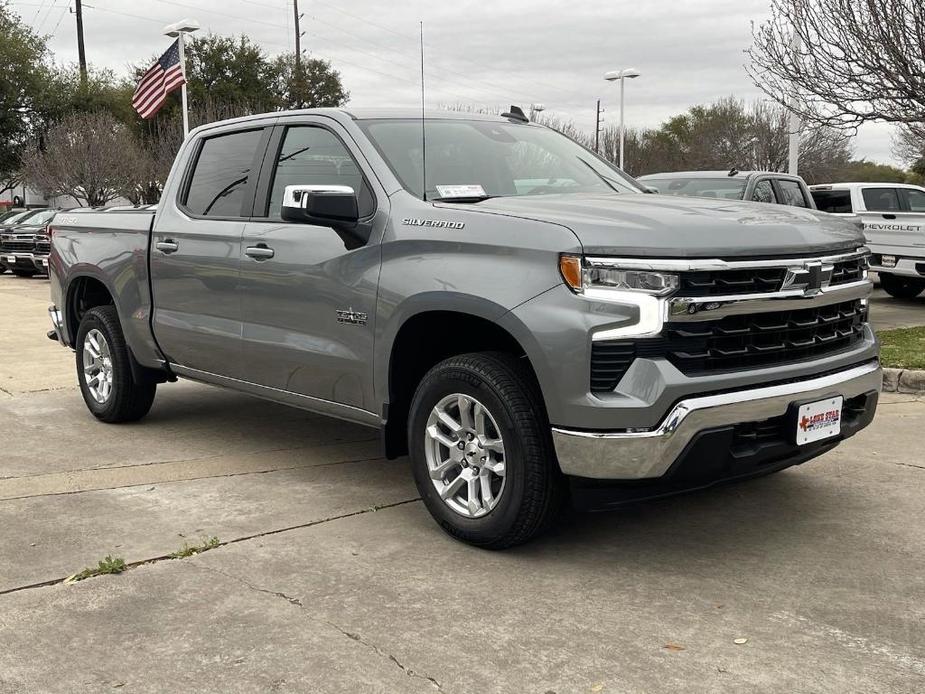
(559, 255, 678, 296)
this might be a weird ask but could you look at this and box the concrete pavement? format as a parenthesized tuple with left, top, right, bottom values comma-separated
(1, 274, 924, 693)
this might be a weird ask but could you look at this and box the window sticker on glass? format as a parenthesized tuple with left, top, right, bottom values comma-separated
(435, 184, 487, 199)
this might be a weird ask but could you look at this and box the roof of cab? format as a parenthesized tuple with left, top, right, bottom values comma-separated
(638, 170, 805, 181)
(809, 182, 925, 190)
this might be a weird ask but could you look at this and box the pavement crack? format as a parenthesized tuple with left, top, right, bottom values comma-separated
(193, 563, 445, 692)
(0, 498, 421, 597)
(894, 462, 925, 471)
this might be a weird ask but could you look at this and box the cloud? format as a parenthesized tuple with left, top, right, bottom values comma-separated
(10, 0, 900, 164)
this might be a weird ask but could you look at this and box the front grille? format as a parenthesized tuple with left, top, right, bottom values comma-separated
(661, 299, 867, 374)
(830, 256, 866, 285)
(678, 268, 785, 296)
(590, 299, 868, 389)
(0, 240, 34, 252)
(590, 342, 636, 392)
(34, 239, 50, 254)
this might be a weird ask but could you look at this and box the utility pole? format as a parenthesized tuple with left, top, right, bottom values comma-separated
(293, 0, 302, 72)
(74, 0, 87, 85)
(594, 99, 603, 153)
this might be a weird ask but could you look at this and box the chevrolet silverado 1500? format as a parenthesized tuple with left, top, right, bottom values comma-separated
(48, 108, 881, 548)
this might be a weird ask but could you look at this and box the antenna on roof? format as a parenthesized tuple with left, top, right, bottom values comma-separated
(419, 21, 427, 202)
(501, 105, 529, 123)
(727, 168, 739, 177)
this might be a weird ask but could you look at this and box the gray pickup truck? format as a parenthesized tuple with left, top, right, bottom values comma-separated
(48, 108, 881, 548)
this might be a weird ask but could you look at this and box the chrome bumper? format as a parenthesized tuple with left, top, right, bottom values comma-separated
(552, 361, 881, 480)
(48, 306, 66, 346)
(870, 257, 924, 278)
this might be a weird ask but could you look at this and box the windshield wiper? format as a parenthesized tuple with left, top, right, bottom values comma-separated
(576, 157, 623, 193)
(430, 194, 499, 203)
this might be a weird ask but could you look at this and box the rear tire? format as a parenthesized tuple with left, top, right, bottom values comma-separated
(75, 305, 156, 423)
(408, 352, 563, 549)
(11, 269, 36, 278)
(880, 272, 925, 299)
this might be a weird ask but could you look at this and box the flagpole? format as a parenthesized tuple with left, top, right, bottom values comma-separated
(163, 19, 199, 138)
(178, 32, 189, 138)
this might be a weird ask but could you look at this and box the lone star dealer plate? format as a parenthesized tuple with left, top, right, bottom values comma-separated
(795, 396, 843, 445)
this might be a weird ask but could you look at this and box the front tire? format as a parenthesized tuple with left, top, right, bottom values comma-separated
(75, 305, 156, 422)
(408, 352, 563, 549)
(879, 272, 925, 299)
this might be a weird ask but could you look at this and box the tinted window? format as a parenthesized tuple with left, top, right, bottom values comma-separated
(862, 188, 902, 212)
(811, 190, 853, 213)
(752, 180, 777, 203)
(777, 179, 808, 207)
(903, 188, 925, 212)
(267, 126, 373, 217)
(184, 129, 264, 217)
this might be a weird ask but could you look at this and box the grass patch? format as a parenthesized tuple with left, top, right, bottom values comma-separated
(170, 536, 220, 559)
(877, 326, 925, 370)
(66, 555, 127, 583)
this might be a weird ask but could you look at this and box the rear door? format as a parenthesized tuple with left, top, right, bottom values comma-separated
(150, 124, 272, 379)
(238, 118, 387, 415)
(857, 186, 925, 253)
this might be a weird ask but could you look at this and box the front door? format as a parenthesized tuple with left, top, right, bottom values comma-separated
(150, 126, 270, 379)
(238, 121, 385, 413)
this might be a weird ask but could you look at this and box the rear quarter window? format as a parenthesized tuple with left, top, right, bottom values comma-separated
(811, 190, 853, 213)
(776, 179, 809, 208)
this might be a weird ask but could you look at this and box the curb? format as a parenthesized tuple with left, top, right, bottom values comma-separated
(882, 367, 925, 394)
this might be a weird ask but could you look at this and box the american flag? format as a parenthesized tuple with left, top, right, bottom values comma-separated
(132, 40, 186, 119)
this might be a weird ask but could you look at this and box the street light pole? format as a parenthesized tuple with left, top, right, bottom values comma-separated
(604, 68, 641, 170)
(164, 19, 201, 138)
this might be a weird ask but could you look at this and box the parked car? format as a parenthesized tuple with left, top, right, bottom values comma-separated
(47, 108, 880, 548)
(0, 208, 56, 277)
(810, 182, 925, 299)
(637, 170, 817, 209)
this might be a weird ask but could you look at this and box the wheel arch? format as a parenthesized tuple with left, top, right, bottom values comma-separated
(379, 295, 545, 459)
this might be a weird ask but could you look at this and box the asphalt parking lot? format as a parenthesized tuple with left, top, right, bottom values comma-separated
(1, 274, 923, 693)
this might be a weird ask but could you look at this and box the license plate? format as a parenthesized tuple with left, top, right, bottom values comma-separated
(4, 255, 15, 264)
(880, 254, 897, 268)
(796, 396, 843, 445)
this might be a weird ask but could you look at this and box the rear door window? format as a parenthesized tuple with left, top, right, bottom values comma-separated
(901, 188, 925, 212)
(861, 188, 902, 212)
(776, 179, 809, 207)
(751, 180, 777, 203)
(811, 189, 853, 213)
(183, 129, 265, 217)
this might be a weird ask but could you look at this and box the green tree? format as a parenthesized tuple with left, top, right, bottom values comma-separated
(829, 160, 909, 183)
(270, 55, 348, 109)
(0, 1, 52, 194)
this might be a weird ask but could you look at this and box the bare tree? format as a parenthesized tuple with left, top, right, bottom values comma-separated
(747, 1, 925, 130)
(22, 112, 142, 207)
(892, 124, 925, 167)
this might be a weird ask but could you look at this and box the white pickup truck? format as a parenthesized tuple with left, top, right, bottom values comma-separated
(810, 182, 925, 299)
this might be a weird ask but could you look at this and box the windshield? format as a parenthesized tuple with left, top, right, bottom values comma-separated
(358, 118, 643, 200)
(17, 209, 56, 226)
(641, 177, 746, 200)
(1, 210, 36, 226)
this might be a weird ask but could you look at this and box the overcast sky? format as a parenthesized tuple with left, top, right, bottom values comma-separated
(10, 0, 900, 165)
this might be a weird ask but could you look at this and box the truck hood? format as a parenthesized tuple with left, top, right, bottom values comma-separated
(452, 193, 864, 257)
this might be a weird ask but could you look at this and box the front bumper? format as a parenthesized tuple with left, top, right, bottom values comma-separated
(870, 256, 925, 279)
(552, 360, 881, 480)
(1, 252, 46, 273)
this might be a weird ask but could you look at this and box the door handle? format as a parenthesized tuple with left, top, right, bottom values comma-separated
(156, 240, 179, 254)
(882, 214, 897, 220)
(245, 244, 275, 260)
